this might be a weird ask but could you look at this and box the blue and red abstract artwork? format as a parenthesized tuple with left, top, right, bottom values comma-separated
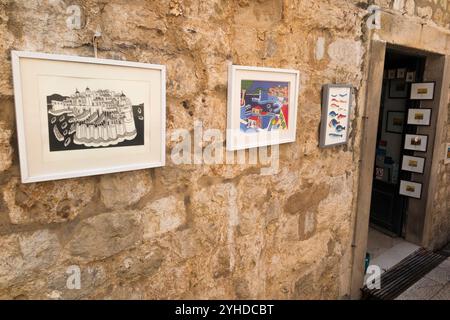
(240, 80, 289, 133)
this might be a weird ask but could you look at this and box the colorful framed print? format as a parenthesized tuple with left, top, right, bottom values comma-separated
(445, 143, 450, 165)
(404, 134, 428, 152)
(405, 71, 415, 83)
(399, 180, 422, 199)
(319, 84, 352, 148)
(389, 79, 408, 99)
(397, 68, 406, 79)
(386, 111, 405, 134)
(12, 51, 166, 183)
(226, 65, 299, 151)
(387, 69, 396, 79)
(401, 155, 425, 174)
(410, 82, 435, 100)
(407, 108, 431, 126)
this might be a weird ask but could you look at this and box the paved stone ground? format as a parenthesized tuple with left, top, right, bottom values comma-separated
(396, 258, 450, 300)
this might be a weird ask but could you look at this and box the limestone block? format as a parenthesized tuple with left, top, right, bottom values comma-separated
(0, 229, 61, 289)
(4, 177, 96, 224)
(142, 195, 186, 239)
(99, 171, 152, 209)
(166, 57, 201, 99)
(284, 182, 330, 215)
(405, 0, 416, 15)
(65, 211, 143, 261)
(0, 121, 12, 172)
(117, 247, 164, 280)
(393, 0, 406, 11)
(169, 0, 184, 16)
(417, 6, 434, 19)
(46, 264, 108, 300)
(190, 182, 238, 253)
(101, 1, 167, 43)
(328, 39, 364, 69)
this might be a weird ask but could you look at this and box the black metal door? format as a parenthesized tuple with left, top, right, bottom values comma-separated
(370, 179, 406, 235)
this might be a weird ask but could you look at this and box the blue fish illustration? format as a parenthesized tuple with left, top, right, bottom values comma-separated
(329, 111, 338, 117)
(329, 119, 339, 128)
(335, 125, 346, 132)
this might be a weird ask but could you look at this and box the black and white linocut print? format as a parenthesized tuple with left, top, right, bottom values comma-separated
(47, 87, 144, 152)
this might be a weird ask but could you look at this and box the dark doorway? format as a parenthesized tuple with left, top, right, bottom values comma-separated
(369, 49, 426, 236)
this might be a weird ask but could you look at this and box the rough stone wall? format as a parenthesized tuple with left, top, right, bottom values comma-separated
(429, 90, 450, 249)
(375, 0, 450, 28)
(0, 0, 448, 300)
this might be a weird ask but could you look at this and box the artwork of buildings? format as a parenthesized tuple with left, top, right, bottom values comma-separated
(47, 87, 143, 151)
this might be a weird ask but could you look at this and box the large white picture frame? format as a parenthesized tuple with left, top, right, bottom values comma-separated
(226, 65, 300, 151)
(12, 51, 166, 183)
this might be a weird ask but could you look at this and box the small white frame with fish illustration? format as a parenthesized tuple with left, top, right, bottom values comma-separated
(12, 51, 166, 183)
(320, 84, 353, 148)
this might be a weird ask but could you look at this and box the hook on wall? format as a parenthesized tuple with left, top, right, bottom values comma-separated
(92, 29, 102, 58)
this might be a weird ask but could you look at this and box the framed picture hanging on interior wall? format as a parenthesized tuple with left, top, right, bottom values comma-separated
(226, 64, 300, 151)
(404, 134, 428, 152)
(388, 69, 396, 79)
(399, 180, 422, 199)
(410, 82, 435, 100)
(319, 84, 352, 148)
(11, 51, 166, 183)
(407, 108, 432, 126)
(405, 71, 416, 83)
(397, 68, 406, 79)
(389, 79, 408, 99)
(401, 155, 426, 174)
(386, 111, 405, 134)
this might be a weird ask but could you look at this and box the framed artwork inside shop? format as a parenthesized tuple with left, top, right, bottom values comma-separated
(399, 180, 422, 199)
(386, 111, 405, 134)
(387, 69, 396, 79)
(404, 134, 428, 152)
(401, 155, 425, 174)
(405, 71, 415, 83)
(407, 108, 431, 126)
(389, 79, 408, 99)
(405, 134, 428, 152)
(397, 68, 406, 79)
(410, 82, 435, 100)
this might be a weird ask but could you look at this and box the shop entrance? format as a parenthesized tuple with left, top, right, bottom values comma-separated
(369, 49, 426, 237)
(366, 48, 427, 271)
(350, 15, 450, 297)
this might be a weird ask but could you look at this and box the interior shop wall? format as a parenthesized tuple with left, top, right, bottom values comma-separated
(379, 84, 407, 182)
